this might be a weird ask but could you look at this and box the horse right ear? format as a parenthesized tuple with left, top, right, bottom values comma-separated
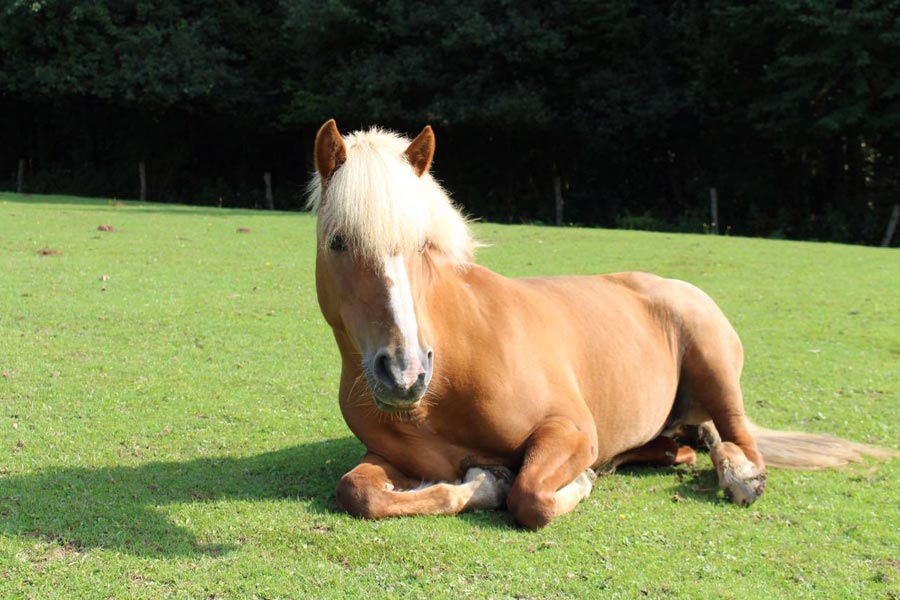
(315, 119, 347, 180)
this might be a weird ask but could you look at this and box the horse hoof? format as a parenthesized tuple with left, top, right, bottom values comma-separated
(719, 460, 767, 506)
(464, 467, 513, 509)
(477, 465, 515, 486)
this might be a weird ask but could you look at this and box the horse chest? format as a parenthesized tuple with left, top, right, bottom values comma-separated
(345, 405, 520, 480)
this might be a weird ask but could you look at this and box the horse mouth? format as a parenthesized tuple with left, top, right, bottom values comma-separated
(363, 367, 428, 412)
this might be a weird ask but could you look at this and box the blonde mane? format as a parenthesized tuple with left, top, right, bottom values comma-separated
(306, 127, 475, 266)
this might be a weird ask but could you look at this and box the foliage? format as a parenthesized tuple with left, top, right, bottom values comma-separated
(1, 1, 900, 244)
(0, 0, 237, 107)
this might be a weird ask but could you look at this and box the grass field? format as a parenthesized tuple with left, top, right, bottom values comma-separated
(1, 192, 898, 599)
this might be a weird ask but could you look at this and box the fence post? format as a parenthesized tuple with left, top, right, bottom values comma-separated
(264, 172, 274, 210)
(139, 161, 147, 202)
(881, 203, 900, 247)
(17, 159, 25, 193)
(552, 161, 564, 226)
(709, 187, 719, 234)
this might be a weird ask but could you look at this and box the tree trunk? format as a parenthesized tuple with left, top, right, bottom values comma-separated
(882, 203, 900, 247)
(709, 187, 719, 234)
(263, 171, 274, 210)
(139, 161, 147, 202)
(17, 159, 25, 193)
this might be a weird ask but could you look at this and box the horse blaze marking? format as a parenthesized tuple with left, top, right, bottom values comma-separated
(382, 253, 420, 372)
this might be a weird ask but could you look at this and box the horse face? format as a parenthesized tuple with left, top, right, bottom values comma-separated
(313, 119, 437, 412)
(316, 243, 434, 412)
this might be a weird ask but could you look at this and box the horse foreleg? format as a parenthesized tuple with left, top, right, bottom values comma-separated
(506, 416, 597, 530)
(336, 453, 511, 519)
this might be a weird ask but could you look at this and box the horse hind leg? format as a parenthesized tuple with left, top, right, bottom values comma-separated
(680, 330, 768, 506)
(692, 421, 766, 505)
(605, 436, 698, 473)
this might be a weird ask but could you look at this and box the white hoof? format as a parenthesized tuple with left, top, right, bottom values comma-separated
(718, 459, 767, 506)
(464, 467, 513, 510)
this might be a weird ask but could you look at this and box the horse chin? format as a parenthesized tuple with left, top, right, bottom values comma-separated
(373, 395, 423, 413)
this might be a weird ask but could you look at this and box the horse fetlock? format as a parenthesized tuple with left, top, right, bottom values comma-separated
(575, 469, 597, 498)
(556, 469, 597, 505)
(698, 421, 723, 449)
(463, 467, 512, 510)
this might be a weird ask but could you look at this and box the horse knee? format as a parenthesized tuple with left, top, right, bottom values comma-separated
(507, 486, 556, 530)
(336, 473, 382, 519)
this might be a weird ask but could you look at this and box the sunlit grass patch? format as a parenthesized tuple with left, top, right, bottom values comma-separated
(1, 192, 898, 598)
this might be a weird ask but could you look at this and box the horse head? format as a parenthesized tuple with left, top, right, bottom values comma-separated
(309, 120, 471, 412)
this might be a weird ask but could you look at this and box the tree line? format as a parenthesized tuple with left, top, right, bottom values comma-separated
(2, 0, 899, 246)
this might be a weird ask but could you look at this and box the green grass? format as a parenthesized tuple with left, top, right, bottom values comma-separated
(1, 192, 898, 599)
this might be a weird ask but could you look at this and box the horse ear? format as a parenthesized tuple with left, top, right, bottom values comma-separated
(315, 119, 347, 180)
(404, 125, 435, 177)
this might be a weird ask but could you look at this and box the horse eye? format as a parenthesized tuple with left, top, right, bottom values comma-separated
(329, 235, 347, 252)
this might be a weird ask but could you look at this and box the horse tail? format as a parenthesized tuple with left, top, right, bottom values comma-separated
(748, 421, 899, 470)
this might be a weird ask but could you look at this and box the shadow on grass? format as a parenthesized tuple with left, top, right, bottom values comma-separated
(0, 439, 728, 558)
(0, 437, 362, 558)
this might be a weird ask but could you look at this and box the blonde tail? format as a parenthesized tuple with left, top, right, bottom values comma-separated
(748, 421, 899, 470)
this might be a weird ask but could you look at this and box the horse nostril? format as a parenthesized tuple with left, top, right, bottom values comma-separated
(374, 353, 394, 387)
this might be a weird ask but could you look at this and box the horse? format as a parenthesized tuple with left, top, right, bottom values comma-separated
(307, 119, 896, 529)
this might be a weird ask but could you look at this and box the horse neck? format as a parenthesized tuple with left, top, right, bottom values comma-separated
(418, 248, 471, 311)
(417, 251, 498, 363)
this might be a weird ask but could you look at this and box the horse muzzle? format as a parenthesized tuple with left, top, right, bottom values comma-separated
(366, 347, 434, 411)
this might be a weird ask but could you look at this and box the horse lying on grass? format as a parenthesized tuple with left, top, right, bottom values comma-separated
(307, 119, 896, 529)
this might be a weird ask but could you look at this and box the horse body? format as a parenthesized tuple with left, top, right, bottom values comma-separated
(309, 120, 894, 528)
(337, 261, 741, 470)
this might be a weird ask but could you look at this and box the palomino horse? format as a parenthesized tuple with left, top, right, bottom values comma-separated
(309, 120, 894, 529)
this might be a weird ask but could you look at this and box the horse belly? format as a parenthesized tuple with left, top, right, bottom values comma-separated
(584, 359, 680, 464)
(561, 286, 681, 464)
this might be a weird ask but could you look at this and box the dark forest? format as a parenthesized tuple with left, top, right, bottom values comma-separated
(2, 1, 899, 245)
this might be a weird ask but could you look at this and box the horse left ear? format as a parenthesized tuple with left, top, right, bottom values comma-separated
(404, 125, 435, 177)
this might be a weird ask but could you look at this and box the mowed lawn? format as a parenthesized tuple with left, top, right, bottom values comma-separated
(1, 193, 898, 599)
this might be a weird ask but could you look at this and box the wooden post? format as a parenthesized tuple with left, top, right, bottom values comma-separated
(139, 161, 147, 202)
(263, 172, 274, 210)
(553, 167, 564, 226)
(709, 187, 719, 234)
(882, 203, 900, 247)
(17, 159, 25, 193)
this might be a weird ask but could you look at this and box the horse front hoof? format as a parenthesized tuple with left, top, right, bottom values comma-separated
(464, 467, 513, 510)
